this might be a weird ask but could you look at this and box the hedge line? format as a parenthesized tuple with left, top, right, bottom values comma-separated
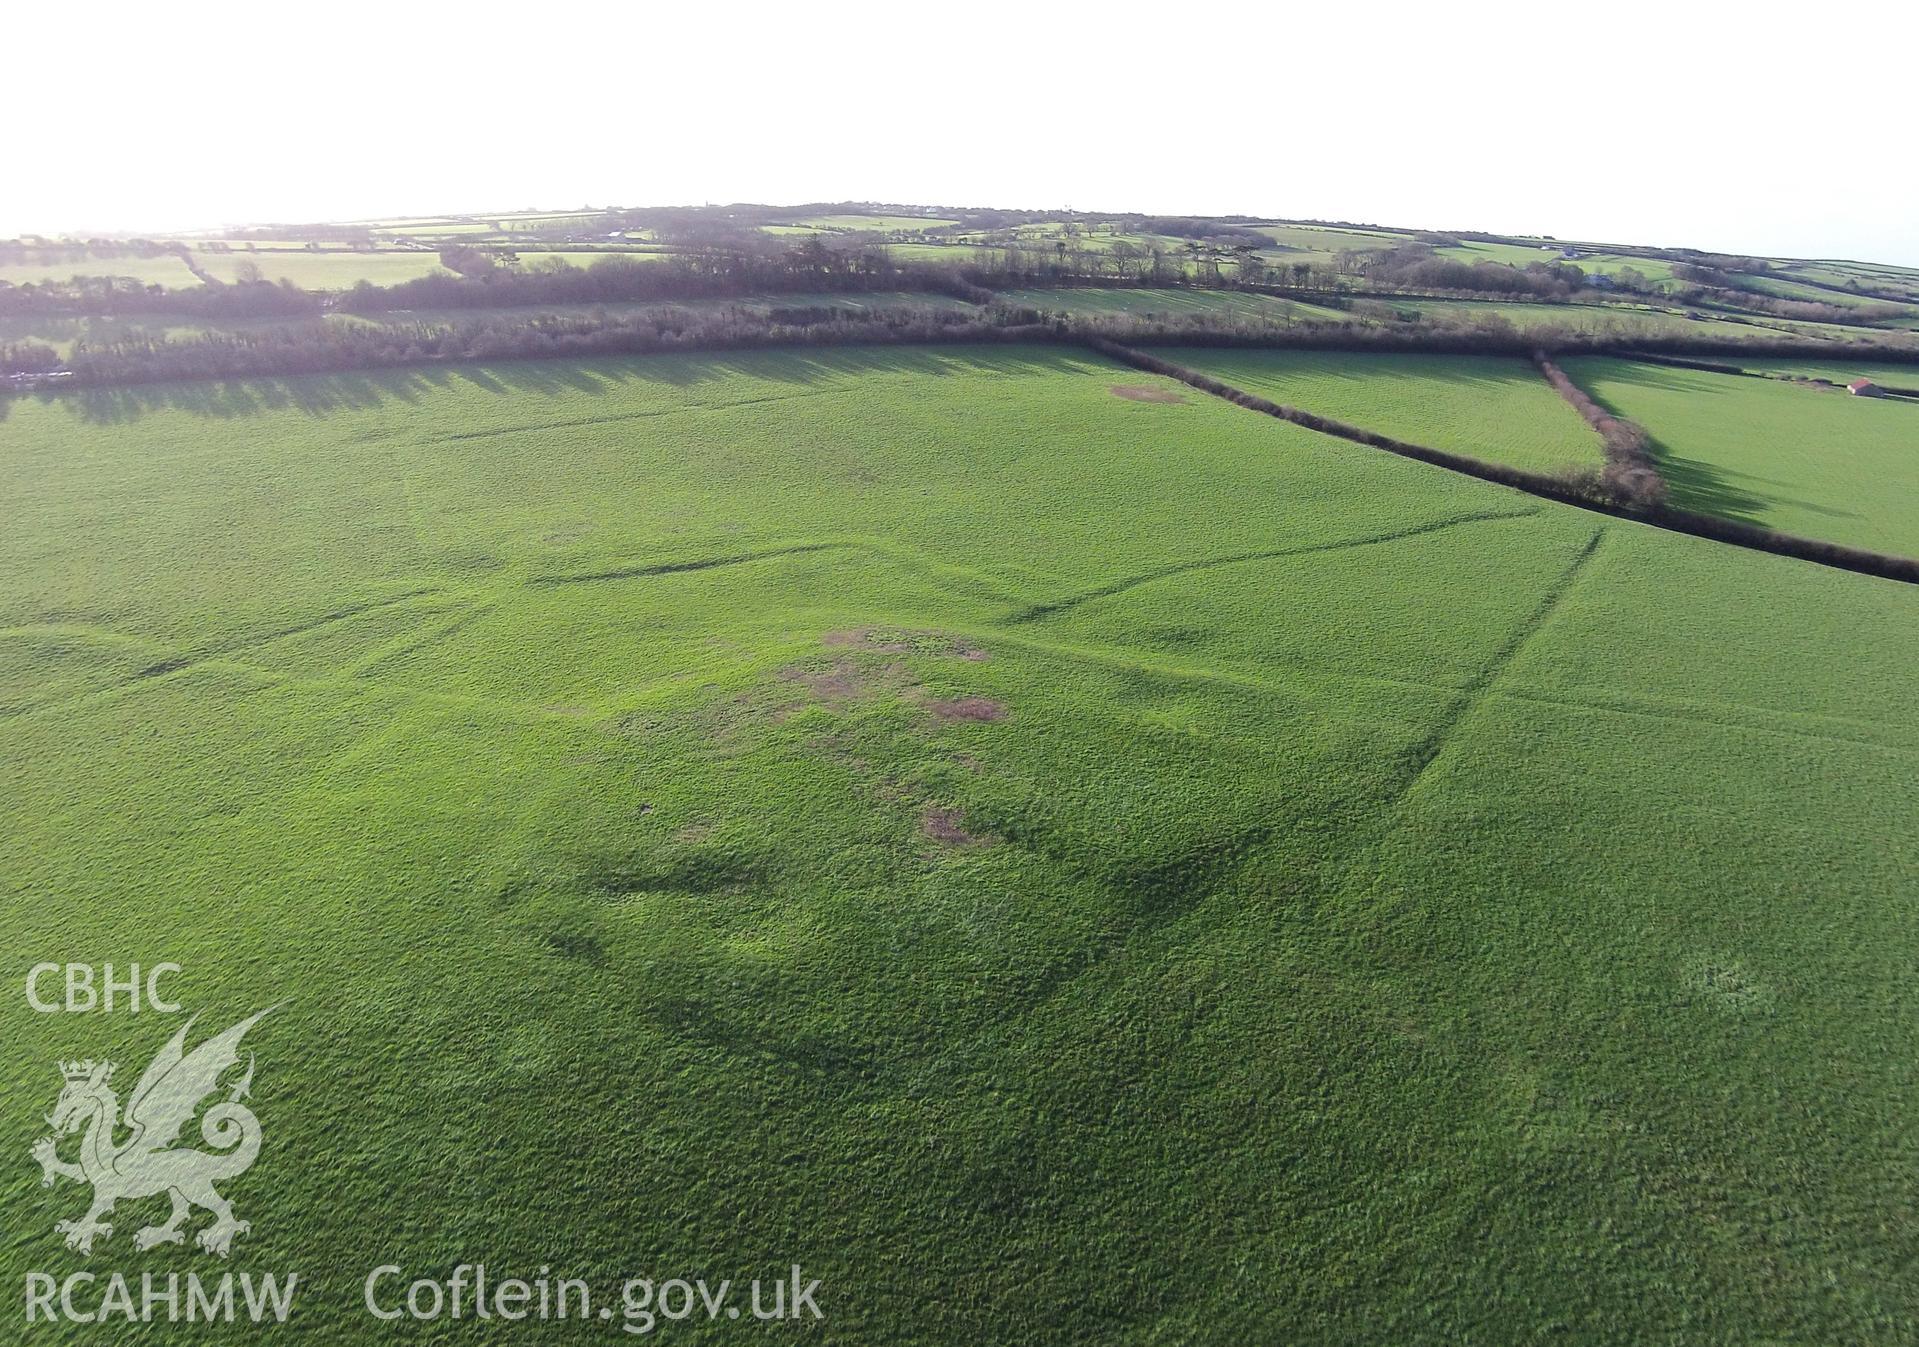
(1087, 339, 1919, 587)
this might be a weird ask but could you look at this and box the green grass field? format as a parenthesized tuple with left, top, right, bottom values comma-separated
(196, 251, 454, 287)
(511, 249, 675, 267)
(785, 214, 958, 232)
(1156, 347, 1602, 475)
(1733, 273, 1918, 315)
(1390, 297, 1907, 347)
(1564, 358, 1919, 554)
(1253, 223, 1410, 258)
(1741, 359, 1919, 389)
(1436, 243, 1681, 286)
(996, 287, 1351, 322)
(8, 344, 1918, 1341)
(0, 253, 202, 288)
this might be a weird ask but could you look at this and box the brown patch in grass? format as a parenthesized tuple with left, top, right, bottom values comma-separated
(779, 655, 900, 707)
(824, 627, 988, 661)
(921, 805, 989, 846)
(1110, 384, 1186, 404)
(926, 696, 1008, 723)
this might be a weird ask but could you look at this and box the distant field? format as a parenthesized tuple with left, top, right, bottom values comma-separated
(1158, 347, 1602, 476)
(1742, 359, 1919, 389)
(786, 214, 958, 231)
(0, 253, 201, 287)
(996, 287, 1350, 323)
(7, 344, 1919, 1340)
(1733, 273, 1913, 312)
(371, 221, 498, 237)
(1395, 297, 1894, 345)
(357, 292, 973, 324)
(1254, 223, 1410, 255)
(881, 242, 987, 264)
(1784, 262, 1919, 299)
(1565, 357, 1919, 554)
(1389, 298, 1751, 338)
(0, 292, 974, 355)
(196, 250, 452, 287)
(0, 313, 336, 357)
(510, 249, 675, 268)
(1436, 242, 1681, 285)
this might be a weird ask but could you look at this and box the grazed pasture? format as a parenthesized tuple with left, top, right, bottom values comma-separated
(5, 346, 1918, 1342)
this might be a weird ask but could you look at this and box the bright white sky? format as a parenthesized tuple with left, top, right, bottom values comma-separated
(9, 1, 1916, 266)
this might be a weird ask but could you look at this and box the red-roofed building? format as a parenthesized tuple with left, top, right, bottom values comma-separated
(1849, 379, 1885, 398)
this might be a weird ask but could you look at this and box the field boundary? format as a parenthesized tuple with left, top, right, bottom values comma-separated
(1617, 350, 1919, 399)
(1532, 353, 1667, 506)
(1085, 338, 1919, 586)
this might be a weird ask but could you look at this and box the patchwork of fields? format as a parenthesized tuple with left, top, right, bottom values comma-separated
(1565, 358, 1919, 554)
(0, 252, 202, 287)
(6, 345, 1918, 1340)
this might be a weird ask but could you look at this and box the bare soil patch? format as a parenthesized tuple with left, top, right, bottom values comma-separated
(1110, 384, 1186, 404)
(921, 805, 989, 846)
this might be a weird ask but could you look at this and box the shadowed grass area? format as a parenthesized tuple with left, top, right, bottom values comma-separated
(1565, 357, 1919, 554)
(4, 346, 1918, 1343)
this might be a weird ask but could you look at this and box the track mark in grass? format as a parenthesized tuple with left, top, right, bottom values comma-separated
(1391, 527, 1606, 803)
(133, 655, 194, 679)
(430, 387, 844, 444)
(349, 600, 497, 677)
(1007, 508, 1540, 622)
(1501, 687, 1919, 760)
(534, 541, 849, 585)
(120, 588, 443, 681)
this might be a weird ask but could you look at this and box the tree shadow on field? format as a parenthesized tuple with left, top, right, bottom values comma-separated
(58, 344, 1107, 425)
(1570, 360, 1855, 528)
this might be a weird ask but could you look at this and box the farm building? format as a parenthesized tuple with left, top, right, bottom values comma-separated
(1849, 379, 1885, 398)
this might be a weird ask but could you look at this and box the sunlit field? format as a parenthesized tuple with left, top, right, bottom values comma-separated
(7, 345, 1919, 1341)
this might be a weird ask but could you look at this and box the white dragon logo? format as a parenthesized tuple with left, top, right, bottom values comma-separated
(33, 1008, 273, 1258)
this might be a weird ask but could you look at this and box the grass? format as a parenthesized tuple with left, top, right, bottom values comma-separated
(5, 346, 1919, 1342)
(196, 251, 453, 287)
(1436, 243, 1681, 286)
(1154, 347, 1603, 476)
(1254, 223, 1410, 255)
(996, 287, 1350, 322)
(1733, 273, 1917, 314)
(510, 249, 675, 267)
(0, 312, 335, 357)
(0, 253, 202, 288)
(1742, 359, 1919, 388)
(785, 214, 958, 232)
(1564, 357, 1919, 554)
(1388, 296, 1906, 347)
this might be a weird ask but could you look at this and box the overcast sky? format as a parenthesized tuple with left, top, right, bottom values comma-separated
(10, 1, 1916, 266)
